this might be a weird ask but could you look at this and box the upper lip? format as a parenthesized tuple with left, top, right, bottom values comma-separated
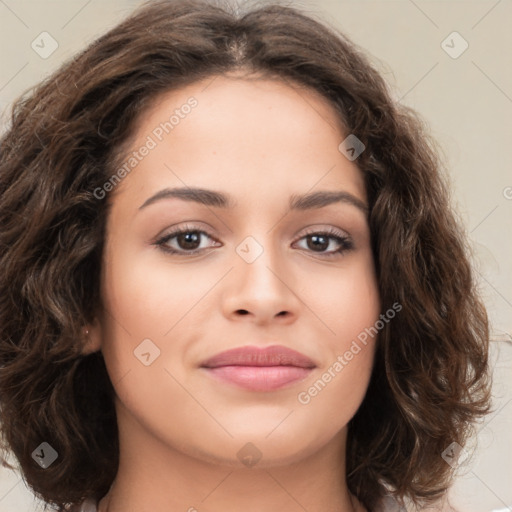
(200, 345, 316, 369)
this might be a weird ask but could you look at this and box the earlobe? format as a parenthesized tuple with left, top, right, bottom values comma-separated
(81, 322, 102, 354)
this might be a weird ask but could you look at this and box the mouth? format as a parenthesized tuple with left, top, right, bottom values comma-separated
(199, 345, 316, 392)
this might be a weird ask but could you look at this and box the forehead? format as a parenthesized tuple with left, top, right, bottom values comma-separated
(108, 75, 366, 211)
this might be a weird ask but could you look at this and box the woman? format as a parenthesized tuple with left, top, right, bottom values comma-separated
(0, 1, 491, 511)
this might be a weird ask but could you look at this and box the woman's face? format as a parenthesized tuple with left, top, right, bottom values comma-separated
(90, 74, 380, 469)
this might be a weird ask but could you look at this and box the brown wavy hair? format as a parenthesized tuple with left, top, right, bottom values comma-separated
(0, 0, 491, 510)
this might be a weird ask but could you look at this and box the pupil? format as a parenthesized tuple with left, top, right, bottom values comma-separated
(178, 231, 200, 250)
(308, 234, 328, 251)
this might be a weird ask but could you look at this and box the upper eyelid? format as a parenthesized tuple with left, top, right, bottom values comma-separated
(158, 224, 350, 237)
(158, 226, 219, 242)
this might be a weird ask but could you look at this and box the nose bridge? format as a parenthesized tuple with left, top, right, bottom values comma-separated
(222, 228, 298, 322)
(234, 232, 286, 295)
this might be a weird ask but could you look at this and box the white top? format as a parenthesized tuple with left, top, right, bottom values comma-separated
(69, 498, 98, 512)
(70, 495, 403, 511)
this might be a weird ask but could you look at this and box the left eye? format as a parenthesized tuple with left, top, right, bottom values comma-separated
(293, 231, 354, 257)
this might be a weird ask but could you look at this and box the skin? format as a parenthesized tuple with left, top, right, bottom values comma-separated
(85, 74, 380, 512)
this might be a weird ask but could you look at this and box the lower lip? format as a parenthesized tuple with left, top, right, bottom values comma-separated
(202, 365, 313, 391)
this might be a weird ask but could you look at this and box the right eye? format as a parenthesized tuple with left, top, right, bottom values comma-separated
(154, 225, 221, 255)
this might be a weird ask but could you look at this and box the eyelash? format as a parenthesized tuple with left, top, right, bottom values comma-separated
(154, 224, 354, 259)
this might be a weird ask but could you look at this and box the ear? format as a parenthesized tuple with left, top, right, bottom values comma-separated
(81, 317, 103, 355)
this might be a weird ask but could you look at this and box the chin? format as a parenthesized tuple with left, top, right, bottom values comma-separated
(182, 427, 341, 470)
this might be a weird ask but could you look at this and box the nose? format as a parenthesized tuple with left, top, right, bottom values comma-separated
(221, 237, 299, 326)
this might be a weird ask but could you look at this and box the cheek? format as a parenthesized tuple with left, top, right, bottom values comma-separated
(296, 252, 379, 410)
(304, 251, 380, 346)
(102, 241, 214, 339)
(295, 343, 375, 445)
(99, 238, 222, 393)
(99, 245, 199, 433)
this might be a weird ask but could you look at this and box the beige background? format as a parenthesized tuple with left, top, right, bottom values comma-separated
(0, 0, 511, 511)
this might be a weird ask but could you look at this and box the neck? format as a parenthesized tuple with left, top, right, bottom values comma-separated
(98, 401, 366, 512)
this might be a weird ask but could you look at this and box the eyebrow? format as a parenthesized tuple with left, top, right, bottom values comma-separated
(138, 187, 368, 213)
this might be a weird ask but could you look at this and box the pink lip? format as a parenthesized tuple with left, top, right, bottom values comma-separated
(200, 345, 316, 392)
